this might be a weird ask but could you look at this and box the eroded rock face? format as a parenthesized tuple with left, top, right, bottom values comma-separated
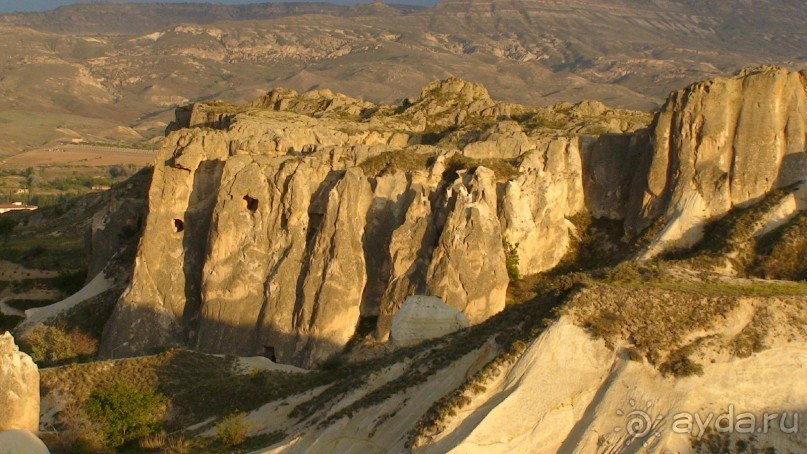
(500, 138, 585, 275)
(0, 332, 39, 433)
(102, 131, 230, 355)
(98, 78, 626, 364)
(627, 66, 807, 257)
(103, 69, 806, 367)
(426, 167, 509, 323)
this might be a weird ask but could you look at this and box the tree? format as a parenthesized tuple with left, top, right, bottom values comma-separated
(85, 384, 168, 447)
(0, 217, 17, 243)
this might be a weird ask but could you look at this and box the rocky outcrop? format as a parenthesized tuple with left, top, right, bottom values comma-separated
(400, 78, 511, 133)
(194, 156, 336, 365)
(85, 173, 150, 280)
(426, 168, 509, 323)
(283, 168, 373, 366)
(0, 333, 39, 433)
(103, 68, 807, 367)
(0, 430, 50, 454)
(579, 131, 649, 220)
(106, 78, 564, 365)
(627, 66, 807, 257)
(102, 130, 230, 355)
(500, 138, 585, 275)
(376, 178, 441, 339)
(390, 296, 469, 347)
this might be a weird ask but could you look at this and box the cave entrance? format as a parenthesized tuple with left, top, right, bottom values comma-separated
(263, 346, 277, 362)
(173, 219, 185, 233)
(244, 195, 259, 212)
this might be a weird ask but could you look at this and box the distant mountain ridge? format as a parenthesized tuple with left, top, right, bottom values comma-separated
(0, 2, 424, 34)
(0, 0, 804, 152)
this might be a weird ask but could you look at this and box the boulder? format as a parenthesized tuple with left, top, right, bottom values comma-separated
(390, 296, 469, 347)
(0, 332, 39, 433)
(0, 430, 49, 454)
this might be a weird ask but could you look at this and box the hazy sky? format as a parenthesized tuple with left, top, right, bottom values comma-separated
(0, 0, 426, 13)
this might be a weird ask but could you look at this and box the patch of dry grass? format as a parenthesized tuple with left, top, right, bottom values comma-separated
(358, 149, 435, 177)
(443, 153, 520, 182)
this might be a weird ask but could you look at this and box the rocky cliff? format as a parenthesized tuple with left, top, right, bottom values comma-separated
(628, 66, 807, 257)
(102, 67, 806, 368)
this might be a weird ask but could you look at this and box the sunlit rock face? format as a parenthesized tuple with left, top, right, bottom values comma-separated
(626, 66, 807, 257)
(0, 332, 40, 433)
(102, 67, 807, 367)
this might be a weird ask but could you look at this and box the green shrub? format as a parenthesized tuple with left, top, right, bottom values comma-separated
(503, 239, 520, 281)
(0, 216, 17, 243)
(85, 383, 168, 448)
(216, 411, 249, 447)
(659, 347, 705, 378)
(54, 268, 88, 295)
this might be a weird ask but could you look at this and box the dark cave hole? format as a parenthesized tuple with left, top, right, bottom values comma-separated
(174, 219, 185, 233)
(263, 346, 276, 362)
(244, 195, 259, 212)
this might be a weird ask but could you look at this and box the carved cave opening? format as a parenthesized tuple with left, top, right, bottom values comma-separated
(244, 195, 259, 212)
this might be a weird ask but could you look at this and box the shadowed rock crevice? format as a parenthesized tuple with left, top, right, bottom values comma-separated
(182, 159, 226, 331)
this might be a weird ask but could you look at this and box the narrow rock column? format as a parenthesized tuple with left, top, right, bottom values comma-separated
(0, 332, 40, 433)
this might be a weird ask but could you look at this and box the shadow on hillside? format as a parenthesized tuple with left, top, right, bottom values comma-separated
(776, 151, 807, 187)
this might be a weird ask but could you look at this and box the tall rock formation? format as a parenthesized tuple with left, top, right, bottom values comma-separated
(627, 66, 807, 257)
(426, 167, 509, 323)
(500, 139, 585, 275)
(102, 68, 807, 367)
(102, 131, 230, 355)
(0, 332, 39, 433)
(103, 78, 570, 366)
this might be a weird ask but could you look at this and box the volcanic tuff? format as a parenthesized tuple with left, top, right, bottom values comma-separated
(0, 332, 39, 433)
(100, 67, 807, 368)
